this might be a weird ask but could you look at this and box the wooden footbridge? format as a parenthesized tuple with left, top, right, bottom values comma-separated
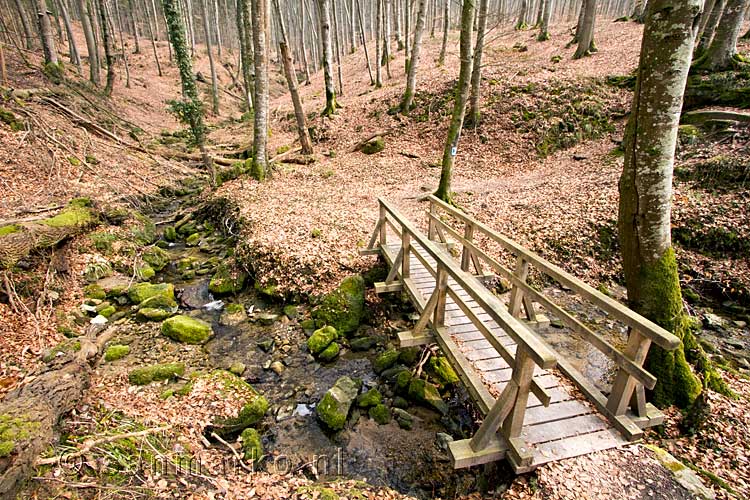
(360, 196, 680, 473)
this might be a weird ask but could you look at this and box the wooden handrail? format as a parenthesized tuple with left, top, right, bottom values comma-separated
(378, 197, 557, 370)
(427, 195, 680, 351)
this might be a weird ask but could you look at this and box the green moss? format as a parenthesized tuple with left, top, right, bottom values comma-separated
(89, 232, 118, 253)
(0, 224, 20, 237)
(240, 428, 263, 462)
(104, 344, 131, 362)
(212, 392, 269, 438)
(317, 376, 360, 431)
(361, 136, 385, 154)
(318, 342, 340, 362)
(185, 233, 201, 246)
(368, 404, 391, 424)
(0, 414, 40, 457)
(163, 226, 177, 242)
(307, 326, 338, 355)
(407, 378, 448, 415)
(356, 388, 382, 408)
(142, 246, 171, 271)
(161, 315, 213, 344)
(135, 264, 155, 280)
(84, 284, 106, 300)
(209, 264, 248, 295)
(317, 392, 347, 431)
(129, 213, 157, 245)
(427, 356, 459, 385)
(312, 275, 365, 336)
(98, 305, 116, 318)
(128, 283, 175, 304)
(678, 124, 700, 145)
(41, 203, 94, 228)
(373, 349, 399, 374)
(0, 108, 23, 131)
(43, 339, 81, 362)
(128, 362, 185, 385)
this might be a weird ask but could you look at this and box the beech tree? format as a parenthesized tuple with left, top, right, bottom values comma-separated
(537, 0, 552, 41)
(35, 0, 59, 69)
(319, 0, 339, 115)
(693, 0, 749, 71)
(98, 0, 116, 95)
(437, 0, 448, 65)
(574, 0, 597, 59)
(200, 0, 220, 114)
(618, 0, 702, 407)
(695, 0, 724, 57)
(400, 0, 426, 113)
(250, 0, 270, 179)
(466, 0, 489, 126)
(435, 0, 475, 203)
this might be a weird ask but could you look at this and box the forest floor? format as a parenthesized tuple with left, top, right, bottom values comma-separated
(0, 15, 748, 500)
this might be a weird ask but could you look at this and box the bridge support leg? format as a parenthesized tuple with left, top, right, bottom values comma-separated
(508, 257, 538, 323)
(502, 347, 536, 469)
(606, 330, 651, 419)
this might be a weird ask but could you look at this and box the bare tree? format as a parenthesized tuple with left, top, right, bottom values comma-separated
(319, 0, 339, 115)
(467, 0, 488, 126)
(201, 0, 220, 114)
(573, 0, 597, 59)
(400, 0, 426, 113)
(537, 0, 552, 41)
(437, 0, 448, 65)
(57, 0, 82, 72)
(98, 0, 116, 94)
(250, 0, 269, 179)
(693, 0, 749, 71)
(35, 0, 60, 67)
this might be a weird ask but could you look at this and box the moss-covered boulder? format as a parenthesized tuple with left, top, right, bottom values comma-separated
(369, 404, 391, 424)
(135, 264, 155, 280)
(350, 336, 378, 351)
(104, 344, 130, 361)
(84, 284, 106, 300)
(186, 233, 201, 246)
(128, 362, 185, 385)
(136, 293, 177, 321)
(317, 376, 361, 431)
(373, 349, 399, 374)
(307, 325, 338, 355)
(356, 388, 382, 408)
(312, 275, 365, 336)
(427, 356, 459, 386)
(408, 378, 448, 415)
(128, 283, 175, 305)
(163, 226, 177, 242)
(240, 428, 263, 462)
(161, 315, 213, 344)
(137, 308, 174, 321)
(395, 370, 412, 394)
(361, 136, 385, 154)
(318, 342, 340, 362)
(210, 375, 269, 438)
(142, 246, 171, 271)
(393, 408, 413, 430)
(42, 339, 81, 362)
(209, 264, 248, 295)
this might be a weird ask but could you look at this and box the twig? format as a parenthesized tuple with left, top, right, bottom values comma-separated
(209, 431, 254, 473)
(37, 425, 172, 466)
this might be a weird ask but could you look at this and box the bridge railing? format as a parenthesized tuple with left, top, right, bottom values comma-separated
(425, 195, 681, 438)
(366, 197, 558, 469)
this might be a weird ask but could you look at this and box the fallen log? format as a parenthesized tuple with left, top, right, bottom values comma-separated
(681, 109, 750, 125)
(0, 322, 118, 497)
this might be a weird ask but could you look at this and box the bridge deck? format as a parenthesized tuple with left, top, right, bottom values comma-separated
(382, 241, 626, 471)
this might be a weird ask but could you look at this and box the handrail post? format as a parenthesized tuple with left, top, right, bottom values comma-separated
(433, 264, 448, 327)
(379, 203, 387, 246)
(502, 346, 536, 467)
(606, 330, 652, 417)
(402, 231, 411, 278)
(508, 256, 536, 321)
(460, 222, 474, 272)
(428, 199, 437, 241)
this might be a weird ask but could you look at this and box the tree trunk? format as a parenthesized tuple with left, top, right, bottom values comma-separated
(201, 0, 220, 114)
(375, 0, 383, 86)
(573, 0, 596, 59)
(618, 0, 703, 408)
(332, 0, 345, 94)
(319, 0, 339, 114)
(693, 0, 748, 71)
(466, 0, 488, 125)
(57, 0, 82, 72)
(238, 0, 255, 110)
(357, 0, 374, 84)
(695, 0, 725, 56)
(250, 0, 269, 180)
(130, 0, 141, 53)
(36, 0, 60, 66)
(272, 0, 314, 154)
(214, 0, 223, 58)
(537, 0, 551, 40)
(515, 0, 528, 29)
(631, 0, 647, 22)
(382, 0, 392, 78)
(113, 0, 131, 87)
(144, 0, 162, 75)
(13, 0, 34, 49)
(98, 0, 116, 95)
(435, 0, 475, 203)
(437, 0, 448, 64)
(400, 0, 426, 112)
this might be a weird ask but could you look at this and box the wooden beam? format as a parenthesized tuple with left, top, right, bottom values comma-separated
(374, 281, 403, 294)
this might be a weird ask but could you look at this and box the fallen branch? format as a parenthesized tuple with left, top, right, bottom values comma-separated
(209, 432, 253, 473)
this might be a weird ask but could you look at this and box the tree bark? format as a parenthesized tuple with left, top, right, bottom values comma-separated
(437, 0, 448, 64)
(375, 0, 383, 86)
(466, 0, 488, 126)
(57, 0, 82, 72)
(435, 0, 475, 203)
(143, 0, 163, 75)
(201, 0, 220, 114)
(78, 0, 100, 83)
(319, 0, 339, 114)
(249, 0, 269, 180)
(13, 0, 34, 49)
(618, 0, 703, 408)
(98, 0, 116, 95)
(238, 0, 255, 110)
(114, 0, 131, 87)
(400, 0, 426, 112)
(356, 0, 374, 84)
(537, 0, 552, 40)
(35, 0, 60, 66)
(693, 0, 748, 71)
(515, 0, 528, 29)
(300, 0, 312, 83)
(573, 0, 596, 59)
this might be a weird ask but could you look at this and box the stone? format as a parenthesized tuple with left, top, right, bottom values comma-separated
(98, 305, 116, 318)
(270, 361, 285, 375)
(645, 445, 715, 499)
(317, 376, 361, 431)
(142, 246, 171, 271)
(256, 312, 279, 325)
(137, 308, 174, 321)
(128, 283, 175, 305)
(128, 362, 185, 385)
(104, 344, 130, 362)
(392, 396, 409, 409)
(283, 305, 299, 319)
(398, 347, 421, 365)
(361, 136, 385, 154)
(356, 388, 382, 408)
(733, 320, 747, 328)
(318, 342, 341, 362)
(241, 428, 263, 462)
(186, 233, 201, 246)
(703, 313, 725, 330)
(311, 275, 365, 336)
(393, 408, 413, 430)
(229, 362, 246, 376)
(163, 226, 177, 242)
(369, 404, 391, 424)
(436, 432, 454, 451)
(428, 356, 459, 386)
(84, 284, 106, 300)
(220, 304, 247, 326)
(408, 378, 448, 415)
(350, 336, 378, 351)
(373, 349, 399, 374)
(135, 264, 155, 280)
(307, 326, 338, 355)
(257, 339, 275, 353)
(300, 319, 316, 330)
(209, 264, 248, 295)
(138, 293, 177, 311)
(161, 315, 213, 344)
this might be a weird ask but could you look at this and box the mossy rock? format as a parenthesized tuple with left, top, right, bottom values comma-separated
(356, 388, 382, 408)
(84, 284, 106, 300)
(240, 428, 263, 462)
(307, 325, 338, 355)
(212, 392, 269, 438)
(209, 264, 248, 295)
(138, 293, 178, 310)
(398, 347, 421, 366)
(229, 362, 246, 376)
(318, 342, 341, 362)
(395, 370, 412, 394)
(161, 315, 213, 344)
(137, 307, 174, 321)
(128, 283, 175, 304)
(312, 276, 365, 336)
(283, 305, 299, 319)
(427, 356, 459, 386)
(361, 136, 385, 154)
(128, 362, 185, 385)
(135, 264, 155, 280)
(142, 246, 171, 271)
(163, 226, 177, 242)
(0, 108, 23, 132)
(678, 124, 701, 145)
(186, 233, 201, 246)
(98, 305, 116, 318)
(369, 404, 391, 424)
(0, 414, 40, 458)
(42, 339, 81, 362)
(129, 213, 157, 245)
(408, 378, 448, 415)
(104, 344, 130, 362)
(373, 349, 399, 374)
(350, 336, 377, 351)
(317, 376, 361, 431)
(0, 224, 20, 237)
(393, 408, 413, 430)
(41, 199, 95, 228)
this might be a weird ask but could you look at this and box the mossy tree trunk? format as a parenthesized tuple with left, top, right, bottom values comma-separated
(319, 0, 339, 115)
(250, 0, 269, 180)
(466, 0, 489, 126)
(162, 0, 215, 183)
(435, 0, 475, 204)
(98, 0, 116, 95)
(537, 0, 552, 41)
(375, 0, 382, 87)
(573, 0, 597, 59)
(35, 0, 59, 66)
(437, 0, 448, 65)
(695, 0, 720, 57)
(515, 0, 528, 29)
(237, 0, 255, 111)
(692, 0, 749, 71)
(399, 0, 426, 113)
(618, 0, 703, 408)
